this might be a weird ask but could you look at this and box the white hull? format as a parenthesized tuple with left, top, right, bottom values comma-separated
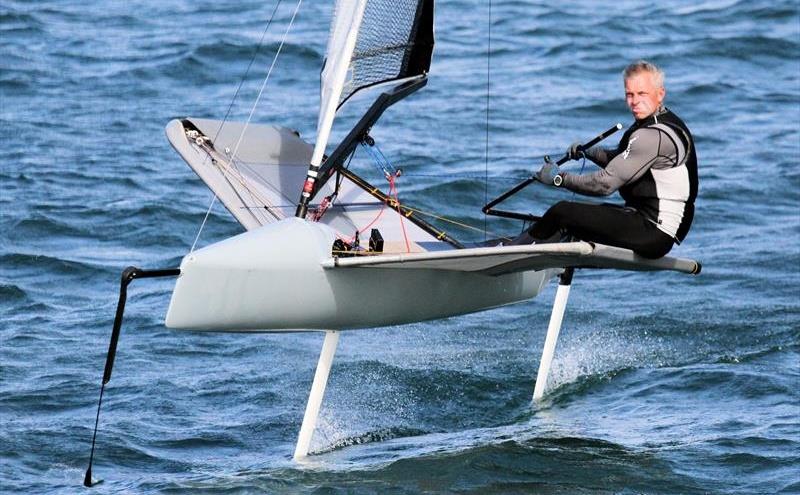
(166, 218, 550, 332)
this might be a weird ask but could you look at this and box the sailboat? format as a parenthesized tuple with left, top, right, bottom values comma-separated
(85, 0, 700, 483)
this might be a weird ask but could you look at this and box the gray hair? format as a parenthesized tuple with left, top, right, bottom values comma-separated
(623, 60, 665, 88)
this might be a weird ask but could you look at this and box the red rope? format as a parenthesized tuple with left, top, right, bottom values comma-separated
(333, 171, 410, 253)
(338, 187, 388, 246)
(389, 175, 411, 252)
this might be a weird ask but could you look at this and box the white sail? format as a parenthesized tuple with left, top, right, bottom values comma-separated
(311, 0, 369, 168)
(311, 0, 435, 168)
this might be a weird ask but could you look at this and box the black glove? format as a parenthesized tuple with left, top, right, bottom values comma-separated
(566, 141, 584, 160)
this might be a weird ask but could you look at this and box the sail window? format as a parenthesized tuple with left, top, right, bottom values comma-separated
(332, 0, 433, 108)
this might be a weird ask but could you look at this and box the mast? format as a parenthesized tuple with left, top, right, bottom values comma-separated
(296, 0, 368, 219)
(296, 0, 435, 218)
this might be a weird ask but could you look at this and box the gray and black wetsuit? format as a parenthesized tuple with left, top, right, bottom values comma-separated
(530, 106, 698, 258)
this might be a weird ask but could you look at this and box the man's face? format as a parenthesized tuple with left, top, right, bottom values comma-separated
(625, 72, 665, 120)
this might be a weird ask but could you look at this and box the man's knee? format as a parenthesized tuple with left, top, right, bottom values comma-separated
(545, 201, 576, 220)
(636, 237, 674, 259)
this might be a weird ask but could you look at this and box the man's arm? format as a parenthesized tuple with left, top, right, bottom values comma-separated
(583, 145, 618, 168)
(562, 128, 665, 196)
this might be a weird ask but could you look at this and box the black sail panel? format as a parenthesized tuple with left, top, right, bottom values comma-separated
(337, 0, 434, 108)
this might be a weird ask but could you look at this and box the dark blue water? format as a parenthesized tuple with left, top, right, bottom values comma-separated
(2, 1, 799, 493)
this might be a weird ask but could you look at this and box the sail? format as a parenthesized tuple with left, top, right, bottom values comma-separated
(310, 0, 434, 168)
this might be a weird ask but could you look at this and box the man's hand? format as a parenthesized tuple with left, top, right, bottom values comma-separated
(536, 161, 560, 186)
(566, 141, 585, 160)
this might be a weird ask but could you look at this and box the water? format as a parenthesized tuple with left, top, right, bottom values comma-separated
(1, 0, 799, 493)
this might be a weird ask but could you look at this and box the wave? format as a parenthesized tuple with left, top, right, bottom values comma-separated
(192, 39, 320, 64)
(0, 283, 27, 303)
(690, 35, 799, 61)
(671, 0, 798, 22)
(0, 11, 43, 35)
(149, 431, 244, 451)
(9, 213, 94, 238)
(568, 98, 624, 115)
(682, 81, 739, 97)
(314, 426, 429, 455)
(339, 435, 702, 494)
(416, 178, 488, 203)
(119, 40, 320, 86)
(670, 0, 745, 16)
(0, 252, 99, 275)
(0, 71, 41, 93)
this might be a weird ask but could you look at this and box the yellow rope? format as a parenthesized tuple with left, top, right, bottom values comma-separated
(199, 139, 514, 243)
(198, 141, 286, 223)
(396, 203, 512, 241)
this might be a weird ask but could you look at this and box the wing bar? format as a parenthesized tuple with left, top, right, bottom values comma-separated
(321, 242, 701, 276)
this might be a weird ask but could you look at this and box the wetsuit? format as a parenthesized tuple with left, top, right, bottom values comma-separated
(530, 106, 698, 258)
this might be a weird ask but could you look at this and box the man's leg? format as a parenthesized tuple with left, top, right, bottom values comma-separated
(529, 201, 674, 258)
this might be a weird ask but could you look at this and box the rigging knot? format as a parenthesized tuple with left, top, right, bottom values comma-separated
(384, 168, 402, 182)
(185, 128, 211, 147)
(309, 193, 336, 222)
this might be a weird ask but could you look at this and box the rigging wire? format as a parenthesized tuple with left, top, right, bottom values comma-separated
(189, 0, 284, 253)
(389, 175, 412, 252)
(217, 0, 285, 144)
(362, 141, 397, 178)
(189, 0, 303, 252)
(336, 146, 409, 249)
(237, 196, 511, 239)
(229, 0, 303, 166)
(400, 203, 511, 240)
(338, 180, 390, 244)
(190, 195, 218, 253)
(398, 172, 535, 181)
(483, 0, 493, 243)
(357, 141, 411, 251)
(309, 149, 356, 222)
(223, 0, 303, 222)
(358, 139, 513, 243)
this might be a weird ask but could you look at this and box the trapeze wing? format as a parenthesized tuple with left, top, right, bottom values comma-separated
(166, 118, 312, 230)
(322, 242, 702, 276)
(166, 118, 455, 250)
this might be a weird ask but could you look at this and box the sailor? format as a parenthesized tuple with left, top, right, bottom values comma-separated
(527, 60, 698, 258)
